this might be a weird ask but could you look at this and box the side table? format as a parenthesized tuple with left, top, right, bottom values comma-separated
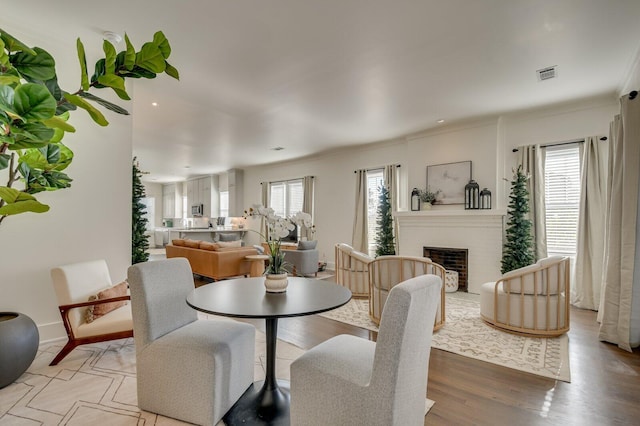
(246, 254, 269, 277)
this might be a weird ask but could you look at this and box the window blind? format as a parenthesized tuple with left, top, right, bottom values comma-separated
(544, 146, 581, 256)
(269, 179, 304, 218)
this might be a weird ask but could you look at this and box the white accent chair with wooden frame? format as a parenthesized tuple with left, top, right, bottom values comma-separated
(480, 256, 570, 337)
(50, 259, 133, 366)
(369, 256, 446, 331)
(335, 243, 373, 297)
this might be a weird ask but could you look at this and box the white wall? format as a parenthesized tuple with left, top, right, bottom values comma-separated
(0, 112, 132, 342)
(243, 139, 406, 266)
(242, 97, 617, 271)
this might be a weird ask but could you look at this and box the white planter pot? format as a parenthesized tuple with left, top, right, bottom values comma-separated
(264, 273, 288, 293)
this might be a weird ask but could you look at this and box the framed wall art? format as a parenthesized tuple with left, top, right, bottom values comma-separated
(427, 160, 472, 205)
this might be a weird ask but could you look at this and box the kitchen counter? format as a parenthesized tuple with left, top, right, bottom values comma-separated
(169, 227, 247, 242)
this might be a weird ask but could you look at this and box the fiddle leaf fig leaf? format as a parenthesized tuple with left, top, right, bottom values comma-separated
(0, 85, 16, 115)
(63, 93, 108, 126)
(135, 42, 166, 73)
(76, 38, 89, 91)
(152, 31, 171, 59)
(0, 29, 36, 55)
(97, 74, 130, 100)
(103, 40, 117, 74)
(13, 83, 57, 121)
(11, 47, 56, 81)
(0, 154, 9, 170)
(124, 33, 135, 70)
(0, 186, 50, 214)
(42, 115, 75, 132)
(164, 61, 180, 80)
(0, 186, 50, 215)
(79, 92, 130, 115)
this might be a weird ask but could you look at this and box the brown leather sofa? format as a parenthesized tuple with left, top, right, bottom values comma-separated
(165, 239, 258, 280)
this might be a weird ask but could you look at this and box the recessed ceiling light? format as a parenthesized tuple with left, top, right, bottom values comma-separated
(102, 31, 122, 44)
(184, 165, 190, 169)
(151, 102, 158, 107)
(271, 147, 285, 151)
(436, 119, 445, 124)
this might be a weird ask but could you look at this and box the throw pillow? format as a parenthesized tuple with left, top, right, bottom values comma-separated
(298, 240, 317, 250)
(172, 239, 186, 246)
(184, 239, 201, 248)
(218, 233, 239, 242)
(85, 281, 128, 324)
(216, 240, 242, 248)
(199, 241, 218, 251)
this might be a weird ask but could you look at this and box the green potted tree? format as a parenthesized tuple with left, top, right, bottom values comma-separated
(375, 184, 395, 256)
(0, 28, 178, 387)
(501, 166, 535, 273)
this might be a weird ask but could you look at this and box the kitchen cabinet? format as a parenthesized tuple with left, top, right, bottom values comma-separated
(162, 183, 183, 218)
(163, 184, 176, 218)
(186, 176, 213, 218)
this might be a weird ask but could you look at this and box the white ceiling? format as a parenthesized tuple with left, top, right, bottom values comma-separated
(4, 0, 640, 182)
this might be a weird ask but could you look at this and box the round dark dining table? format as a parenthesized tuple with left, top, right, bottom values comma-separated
(186, 276, 352, 425)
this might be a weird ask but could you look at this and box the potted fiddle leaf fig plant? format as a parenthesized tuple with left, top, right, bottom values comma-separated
(0, 28, 179, 226)
(0, 27, 178, 387)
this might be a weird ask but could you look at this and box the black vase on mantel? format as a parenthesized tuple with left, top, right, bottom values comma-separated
(0, 312, 39, 388)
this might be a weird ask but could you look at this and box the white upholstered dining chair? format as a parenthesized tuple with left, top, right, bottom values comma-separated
(127, 258, 256, 425)
(290, 274, 442, 426)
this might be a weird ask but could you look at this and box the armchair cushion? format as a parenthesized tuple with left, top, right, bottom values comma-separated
(85, 281, 128, 323)
(218, 233, 240, 242)
(298, 240, 318, 250)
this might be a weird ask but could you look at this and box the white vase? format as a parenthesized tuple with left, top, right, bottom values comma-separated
(264, 273, 288, 293)
(421, 203, 432, 211)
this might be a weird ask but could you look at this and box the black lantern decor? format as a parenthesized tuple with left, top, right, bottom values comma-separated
(464, 180, 480, 210)
(411, 188, 420, 211)
(480, 188, 492, 209)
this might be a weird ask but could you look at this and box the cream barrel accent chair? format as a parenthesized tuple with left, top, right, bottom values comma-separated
(369, 256, 446, 331)
(290, 275, 442, 426)
(50, 259, 133, 366)
(335, 243, 373, 297)
(127, 258, 255, 426)
(480, 256, 570, 337)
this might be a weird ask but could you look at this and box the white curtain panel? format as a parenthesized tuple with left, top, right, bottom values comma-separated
(383, 165, 400, 254)
(261, 182, 269, 239)
(598, 94, 640, 351)
(302, 176, 315, 240)
(573, 136, 608, 310)
(517, 145, 548, 261)
(352, 170, 368, 254)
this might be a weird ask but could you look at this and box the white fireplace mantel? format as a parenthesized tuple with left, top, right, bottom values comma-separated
(394, 210, 506, 294)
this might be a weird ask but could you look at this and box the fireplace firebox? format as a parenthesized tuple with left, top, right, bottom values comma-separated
(423, 246, 468, 292)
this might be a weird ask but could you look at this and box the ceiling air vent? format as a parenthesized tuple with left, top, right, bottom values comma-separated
(536, 66, 557, 81)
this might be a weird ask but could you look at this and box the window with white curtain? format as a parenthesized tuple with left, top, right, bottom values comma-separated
(544, 145, 581, 256)
(366, 169, 384, 257)
(269, 179, 304, 217)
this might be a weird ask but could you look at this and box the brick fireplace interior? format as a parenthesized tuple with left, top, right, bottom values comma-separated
(423, 246, 469, 292)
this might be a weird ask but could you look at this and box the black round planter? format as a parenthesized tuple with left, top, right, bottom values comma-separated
(0, 312, 39, 389)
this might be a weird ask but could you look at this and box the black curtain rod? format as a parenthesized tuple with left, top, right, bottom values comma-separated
(353, 164, 401, 173)
(512, 137, 607, 153)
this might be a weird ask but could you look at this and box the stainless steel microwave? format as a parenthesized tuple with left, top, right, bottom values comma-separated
(191, 204, 203, 217)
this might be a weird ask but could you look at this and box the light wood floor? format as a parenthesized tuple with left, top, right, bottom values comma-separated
(196, 277, 640, 425)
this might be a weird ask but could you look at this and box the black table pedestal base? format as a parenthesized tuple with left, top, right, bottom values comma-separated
(223, 379, 291, 425)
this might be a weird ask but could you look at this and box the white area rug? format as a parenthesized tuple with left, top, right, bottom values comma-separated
(319, 292, 571, 382)
(0, 316, 434, 425)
